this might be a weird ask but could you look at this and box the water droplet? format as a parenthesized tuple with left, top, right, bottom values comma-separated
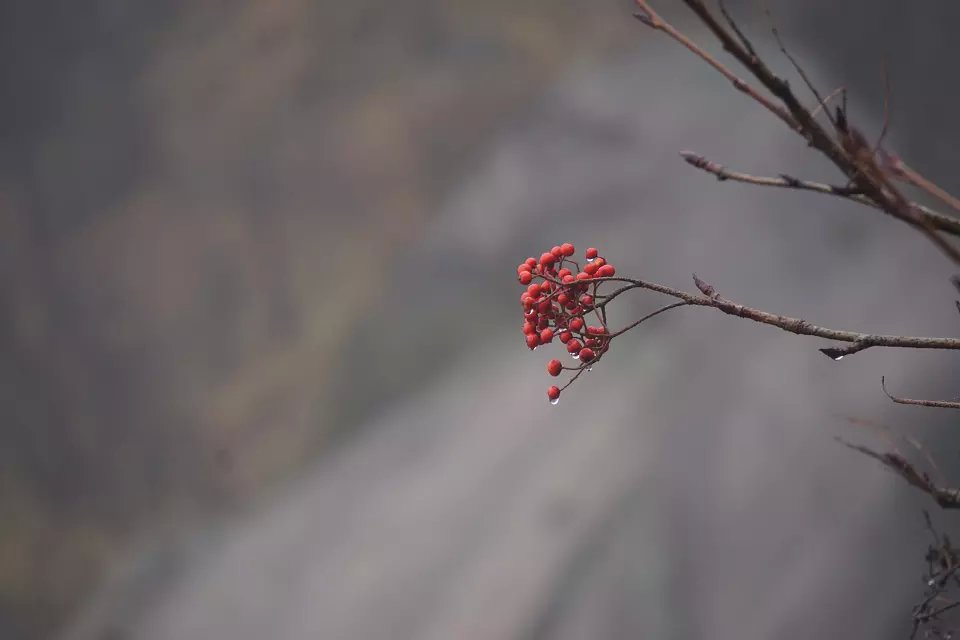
(586, 257, 595, 263)
(586, 366, 593, 372)
(550, 397, 560, 405)
(929, 579, 937, 587)
(833, 355, 844, 361)
(571, 353, 580, 360)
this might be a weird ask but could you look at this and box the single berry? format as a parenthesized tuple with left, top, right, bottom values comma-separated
(580, 294, 594, 307)
(597, 264, 616, 277)
(569, 317, 584, 332)
(519, 271, 533, 284)
(525, 257, 537, 268)
(547, 359, 563, 376)
(576, 272, 591, 281)
(551, 246, 563, 258)
(547, 385, 561, 402)
(585, 247, 599, 260)
(561, 243, 575, 256)
(559, 330, 573, 343)
(523, 321, 536, 335)
(567, 339, 583, 354)
(540, 252, 556, 266)
(558, 268, 572, 279)
(526, 333, 540, 350)
(579, 347, 596, 362)
(540, 328, 554, 343)
(583, 262, 599, 276)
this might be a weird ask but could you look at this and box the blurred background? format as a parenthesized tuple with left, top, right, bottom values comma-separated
(3, 1, 960, 638)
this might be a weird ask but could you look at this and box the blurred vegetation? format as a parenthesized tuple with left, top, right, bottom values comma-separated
(0, 0, 637, 636)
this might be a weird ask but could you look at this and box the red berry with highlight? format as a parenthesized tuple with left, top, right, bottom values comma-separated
(585, 247, 598, 260)
(519, 271, 533, 284)
(540, 328, 554, 344)
(579, 347, 596, 362)
(597, 264, 616, 277)
(559, 330, 573, 343)
(526, 333, 540, 350)
(561, 243, 575, 256)
(567, 339, 583, 354)
(547, 359, 563, 376)
(547, 385, 561, 402)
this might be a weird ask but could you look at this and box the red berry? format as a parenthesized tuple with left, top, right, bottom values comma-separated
(519, 271, 533, 284)
(597, 264, 615, 277)
(523, 321, 536, 335)
(526, 334, 540, 349)
(576, 272, 591, 281)
(557, 293, 569, 305)
(525, 257, 537, 268)
(540, 328, 554, 343)
(561, 243, 575, 256)
(593, 257, 605, 268)
(557, 268, 572, 279)
(579, 347, 596, 362)
(562, 275, 576, 285)
(547, 385, 561, 402)
(547, 359, 563, 376)
(567, 339, 583, 354)
(540, 252, 556, 266)
(585, 247, 598, 260)
(559, 331, 573, 343)
(580, 294, 594, 307)
(551, 246, 563, 258)
(569, 317, 584, 332)
(583, 262, 599, 276)
(584, 338, 597, 348)
(518, 263, 532, 274)
(527, 283, 542, 297)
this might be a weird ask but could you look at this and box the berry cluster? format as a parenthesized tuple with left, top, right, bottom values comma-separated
(517, 244, 617, 404)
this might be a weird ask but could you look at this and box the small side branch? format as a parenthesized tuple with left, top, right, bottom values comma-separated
(882, 377, 960, 410)
(680, 151, 960, 237)
(840, 439, 960, 509)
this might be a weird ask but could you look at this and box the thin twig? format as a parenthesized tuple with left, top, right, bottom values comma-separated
(632, 1, 799, 132)
(679, 151, 960, 237)
(883, 377, 960, 410)
(607, 301, 689, 339)
(891, 158, 960, 215)
(839, 439, 960, 509)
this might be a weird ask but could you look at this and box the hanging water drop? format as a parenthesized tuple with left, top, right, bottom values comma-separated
(550, 397, 560, 406)
(571, 352, 580, 360)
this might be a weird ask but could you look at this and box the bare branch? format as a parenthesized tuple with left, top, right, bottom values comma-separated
(882, 377, 960, 410)
(591, 274, 960, 358)
(632, 1, 799, 132)
(680, 150, 960, 237)
(633, 0, 960, 264)
(839, 439, 960, 509)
